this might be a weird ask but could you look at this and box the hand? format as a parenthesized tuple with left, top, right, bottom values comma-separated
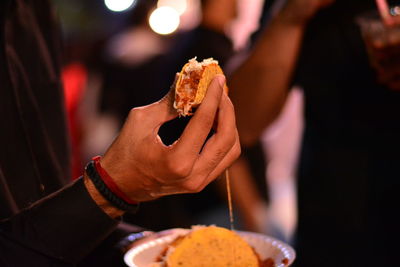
(100, 75, 240, 202)
(280, 0, 336, 25)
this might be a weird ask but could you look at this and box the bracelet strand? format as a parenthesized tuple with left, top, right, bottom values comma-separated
(85, 159, 139, 213)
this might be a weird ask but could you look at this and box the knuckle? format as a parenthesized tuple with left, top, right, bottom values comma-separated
(212, 149, 227, 164)
(216, 133, 236, 153)
(166, 159, 192, 178)
(224, 95, 235, 110)
(174, 166, 191, 178)
(128, 107, 145, 122)
(192, 184, 204, 193)
(181, 180, 202, 193)
(225, 132, 237, 146)
(199, 113, 215, 127)
(233, 142, 241, 159)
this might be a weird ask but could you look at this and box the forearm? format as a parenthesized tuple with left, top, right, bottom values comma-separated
(230, 11, 308, 146)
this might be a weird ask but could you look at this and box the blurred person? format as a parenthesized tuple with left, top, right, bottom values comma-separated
(0, 1, 240, 266)
(230, 0, 400, 266)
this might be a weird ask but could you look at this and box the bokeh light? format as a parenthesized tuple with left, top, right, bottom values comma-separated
(157, 0, 187, 15)
(104, 0, 135, 12)
(149, 6, 180, 35)
(390, 6, 400, 16)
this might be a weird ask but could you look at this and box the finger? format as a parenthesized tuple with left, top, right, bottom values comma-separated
(175, 75, 226, 156)
(176, 131, 240, 193)
(155, 129, 240, 194)
(198, 131, 241, 189)
(190, 93, 238, 178)
(149, 89, 234, 194)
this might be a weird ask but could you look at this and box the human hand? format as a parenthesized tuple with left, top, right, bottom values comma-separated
(280, 0, 336, 25)
(99, 75, 240, 203)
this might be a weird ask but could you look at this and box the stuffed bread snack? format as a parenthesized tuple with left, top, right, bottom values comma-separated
(150, 226, 262, 267)
(173, 57, 228, 116)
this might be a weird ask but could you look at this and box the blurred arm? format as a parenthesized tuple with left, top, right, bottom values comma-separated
(228, 156, 268, 232)
(230, 0, 334, 146)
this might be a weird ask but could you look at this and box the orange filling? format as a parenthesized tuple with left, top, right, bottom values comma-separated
(175, 66, 205, 114)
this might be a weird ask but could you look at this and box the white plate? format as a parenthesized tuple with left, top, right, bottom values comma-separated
(124, 229, 296, 267)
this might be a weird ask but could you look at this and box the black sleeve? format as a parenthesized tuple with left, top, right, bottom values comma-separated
(0, 178, 119, 265)
(0, 1, 119, 265)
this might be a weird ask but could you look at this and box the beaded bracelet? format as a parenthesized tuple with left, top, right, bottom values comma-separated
(85, 157, 139, 213)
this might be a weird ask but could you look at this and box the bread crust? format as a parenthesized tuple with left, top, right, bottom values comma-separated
(164, 226, 260, 267)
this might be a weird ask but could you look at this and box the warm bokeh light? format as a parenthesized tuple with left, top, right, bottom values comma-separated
(157, 0, 187, 15)
(391, 6, 400, 16)
(149, 6, 180, 35)
(178, 0, 201, 31)
(104, 0, 135, 12)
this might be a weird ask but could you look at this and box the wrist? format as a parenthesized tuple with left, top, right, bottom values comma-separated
(100, 153, 159, 203)
(84, 157, 140, 214)
(83, 174, 125, 218)
(92, 156, 139, 205)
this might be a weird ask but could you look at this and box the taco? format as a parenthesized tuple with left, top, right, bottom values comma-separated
(173, 57, 228, 116)
(150, 226, 262, 267)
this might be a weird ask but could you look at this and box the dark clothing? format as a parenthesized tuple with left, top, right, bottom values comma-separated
(291, 1, 400, 266)
(0, 179, 118, 265)
(0, 0, 118, 265)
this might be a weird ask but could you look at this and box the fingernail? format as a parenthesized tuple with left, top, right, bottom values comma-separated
(216, 75, 226, 88)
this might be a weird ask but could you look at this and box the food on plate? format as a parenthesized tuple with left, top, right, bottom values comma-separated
(149, 225, 276, 267)
(173, 57, 228, 116)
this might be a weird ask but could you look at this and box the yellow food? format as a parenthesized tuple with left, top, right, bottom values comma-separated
(174, 57, 228, 116)
(165, 226, 259, 267)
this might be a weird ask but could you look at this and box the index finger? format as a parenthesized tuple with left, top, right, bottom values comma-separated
(174, 75, 226, 157)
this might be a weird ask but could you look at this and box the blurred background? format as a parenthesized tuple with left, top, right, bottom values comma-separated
(48, 0, 400, 266)
(54, 0, 299, 246)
